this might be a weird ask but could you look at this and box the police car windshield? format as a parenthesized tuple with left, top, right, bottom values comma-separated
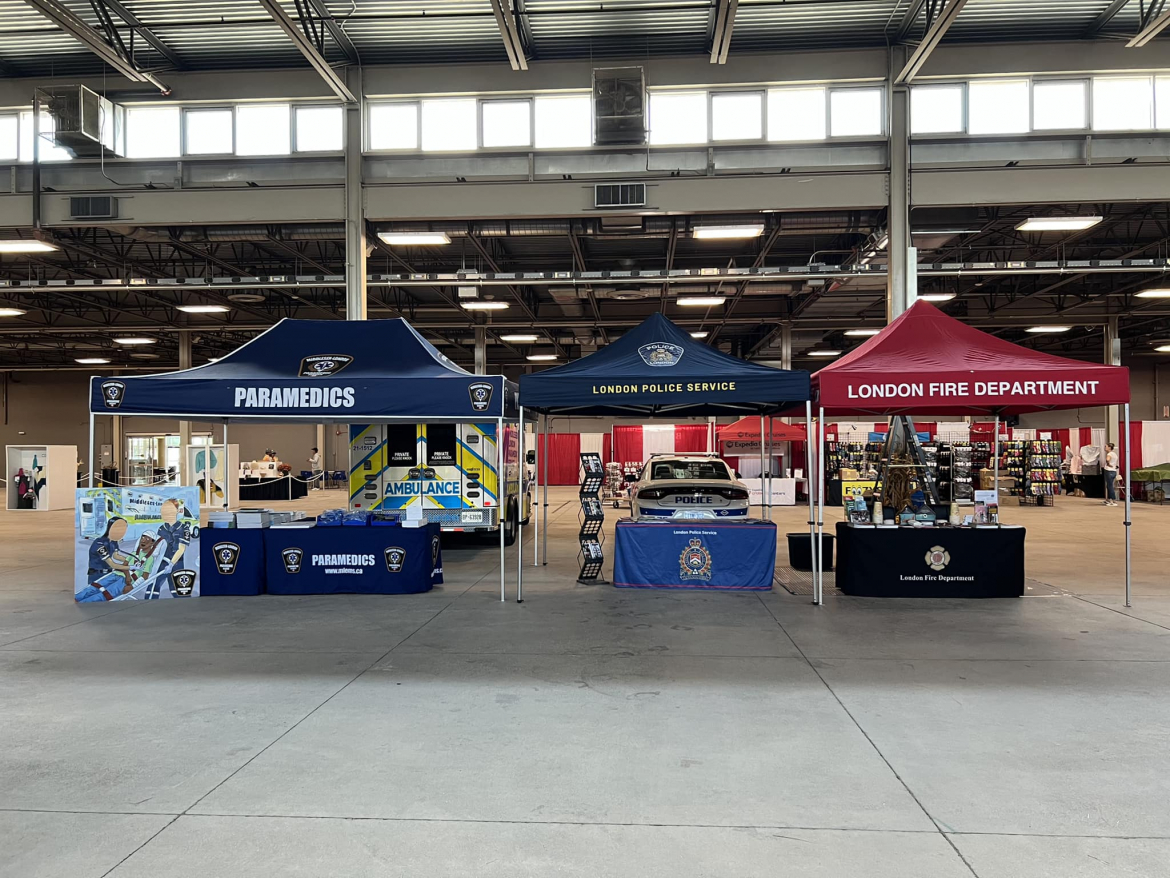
(649, 461, 731, 481)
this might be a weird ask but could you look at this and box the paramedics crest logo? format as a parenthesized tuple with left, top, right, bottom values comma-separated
(170, 569, 197, 597)
(213, 541, 241, 575)
(925, 545, 951, 571)
(282, 547, 304, 574)
(101, 380, 126, 409)
(384, 546, 406, 573)
(298, 354, 353, 377)
(468, 381, 494, 412)
(679, 537, 713, 581)
(638, 342, 684, 367)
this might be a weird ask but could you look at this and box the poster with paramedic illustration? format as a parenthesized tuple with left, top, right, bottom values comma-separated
(74, 486, 200, 602)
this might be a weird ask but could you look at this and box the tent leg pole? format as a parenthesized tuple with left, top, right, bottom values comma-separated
(518, 407, 524, 604)
(498, 416, 505, 602)
(993, 415, 999, 501)
(533, 415, 541, 567)
(767, 417, 774, 518)
(818, 406, 826, 606)
(1124, 402, 1132, 608)
(806, 402, 817, 605)
(224, 420, 230, 510)
(88, 413, 95, 488)
(759, 415, 766, 516)
(542, 418, 549, 566)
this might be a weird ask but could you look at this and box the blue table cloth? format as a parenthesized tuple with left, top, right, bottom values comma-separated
(265, 523, 443, 595)
(200, 528, 267, 596)
(613, 519, 776, 591)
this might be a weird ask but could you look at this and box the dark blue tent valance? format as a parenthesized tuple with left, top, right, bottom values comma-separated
(90, 318, 518, 421)
(519, 314, 810, 416)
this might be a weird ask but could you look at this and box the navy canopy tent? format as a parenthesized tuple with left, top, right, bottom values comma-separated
(519, 313, 810, 416)
(89, 318, 517, 421)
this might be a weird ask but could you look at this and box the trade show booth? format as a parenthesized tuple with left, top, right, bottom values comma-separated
(519, 313, 811, 599)
(83, 318, 517, 601)
(803, 300, 1132, 602)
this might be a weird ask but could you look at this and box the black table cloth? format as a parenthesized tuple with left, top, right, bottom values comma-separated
(238, 477, 308, 502)
(835, 521, 1025, 598)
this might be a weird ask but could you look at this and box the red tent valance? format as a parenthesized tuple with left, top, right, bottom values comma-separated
(810, 300, 1130, 416)
(716, 418, 807, 443)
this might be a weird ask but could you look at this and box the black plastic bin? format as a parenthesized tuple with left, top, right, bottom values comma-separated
(786, 532, 835, 571)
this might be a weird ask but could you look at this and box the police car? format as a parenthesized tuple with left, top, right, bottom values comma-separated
(629, 454, 750, 520)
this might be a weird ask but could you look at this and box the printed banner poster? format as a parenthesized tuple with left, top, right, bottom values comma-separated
(74, 486, 200, 602)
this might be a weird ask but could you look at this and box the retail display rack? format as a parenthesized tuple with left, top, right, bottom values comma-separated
(1020, 439, 1061, 506)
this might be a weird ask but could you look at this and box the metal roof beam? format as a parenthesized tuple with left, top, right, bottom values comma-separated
(102, 0, 184, 69)
(893, 0, 928, 43)
(488, 0, 528, 71)
(257, 0, 357, 103)
(24, 0, 169, 93)
(304, 0, 358, 65)
(895, 0, 969, 84)
(709, 0, 738, 64)
(1085, 0, 1133, 37)
(1127, 3, 1170, 48)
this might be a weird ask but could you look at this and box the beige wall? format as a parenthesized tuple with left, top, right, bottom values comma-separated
(1017, 361, 1168, 430)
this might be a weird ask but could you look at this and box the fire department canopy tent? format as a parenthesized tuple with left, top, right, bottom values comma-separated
(88, 317, 518, 422)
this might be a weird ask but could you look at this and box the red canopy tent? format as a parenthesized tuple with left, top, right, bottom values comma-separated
(812, 300, 1130, 416)
(716, 418, 807, 443)
(801, 300, 1133, 606)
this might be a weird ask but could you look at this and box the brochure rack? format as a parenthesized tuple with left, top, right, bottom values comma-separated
(577, 452, 607, 583)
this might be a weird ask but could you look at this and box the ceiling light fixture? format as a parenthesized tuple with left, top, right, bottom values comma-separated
(692, 224, 765, 240)
(918, 293, 956, 302)
(129, 352, 159, 359)
(461, 300, 509, 310)
(1136, 289, 1170, 298)
(844, 328, 881, 336)
(808, 350, 842, 357)
(690, 331, 709, 338)
(0, 307, 28, 317)
(0, 240, 59, 253)
(1025, 326, 1072, 333)
(527, 354, 558, 362)
(75, 357, 110, 365)
(499, 333, 539, 342)
(177, 304, 230, 314)
(1155, 345, 1170, 353)
(113, 337, 157, 345)
(1015, 216, 1103, 232)
(676, 296, 725, 307)
(377, 231, 451, 246)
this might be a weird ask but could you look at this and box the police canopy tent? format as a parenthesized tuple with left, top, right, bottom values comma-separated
(519, 313, 811, 416)
(89, 318, 517, 422)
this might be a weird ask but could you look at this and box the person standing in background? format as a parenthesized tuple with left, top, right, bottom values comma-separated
(1103, 442, 1119, 507)
(308, 446, 322, 490)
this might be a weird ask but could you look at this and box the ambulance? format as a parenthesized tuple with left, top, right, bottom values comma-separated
(349, 422, 531, 544)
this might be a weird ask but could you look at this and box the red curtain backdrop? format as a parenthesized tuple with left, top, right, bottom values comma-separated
(612, 425, 644, 464)
(674, 424, 709, 453)
(1124, 421, 1143, 471)
(538, 433, 583, 485)
(602, 433, 612, 465)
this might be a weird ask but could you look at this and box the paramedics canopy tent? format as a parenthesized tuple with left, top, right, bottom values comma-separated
(520, 313, 810, 415)
(89, 318, 518, 421)
(812, 299, 1130, 416)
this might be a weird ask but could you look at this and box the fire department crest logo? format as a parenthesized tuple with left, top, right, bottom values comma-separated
(638, 342, 684, 367)
(679, 537, 713, 581)
(170, 569, 197, 597)
(100, 380, 126, 409)
(213, 542, 241, 575)
(385, 546, 406, 573)
(298, 354, 353, 377)
(282, 547, 304, 574)
(468, 381, 494, 412)
(925, 545, 951, 571)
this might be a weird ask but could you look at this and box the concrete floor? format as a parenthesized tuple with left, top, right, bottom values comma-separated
(2, 487, 1169, 877)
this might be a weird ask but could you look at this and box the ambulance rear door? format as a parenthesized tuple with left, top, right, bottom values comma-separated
(378, 423, 423, 514)
(348, 425, 384, 510)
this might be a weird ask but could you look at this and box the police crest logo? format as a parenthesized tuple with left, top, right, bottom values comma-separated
(384, 546, 406, 573)
(298, 354, 354, 377)
(213, 541, 241, 575)
(170, 569, 197, 597)
(468, 381, 494, 412)
(925, 545, 951, 571)
(100, 380, 126, 409)
(678, 537, 713, 581)
(282, 547, 304, 574)
(638, 342, 684, 368)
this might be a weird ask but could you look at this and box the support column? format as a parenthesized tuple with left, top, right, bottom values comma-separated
(178, 332, 192, 485)
(887, 60, 915, 322)
(1105, 316, 1120, 448)
(345, 65, 367, 320)
(474, 326, 487, 375)
(780, 322, 792, 371)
